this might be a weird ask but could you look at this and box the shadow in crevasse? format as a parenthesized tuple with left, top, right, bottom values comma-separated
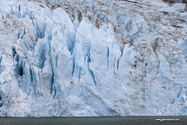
(162, 0, 187, 4)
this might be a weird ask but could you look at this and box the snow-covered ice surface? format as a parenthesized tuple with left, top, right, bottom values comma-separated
(0, 0, 187, 116)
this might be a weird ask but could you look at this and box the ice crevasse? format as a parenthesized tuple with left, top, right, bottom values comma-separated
(0, 0, 187, 116)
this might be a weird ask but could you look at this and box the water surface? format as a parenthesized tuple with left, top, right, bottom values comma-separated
(0, 116, 186, 125)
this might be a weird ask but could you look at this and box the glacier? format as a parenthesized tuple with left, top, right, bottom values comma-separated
(0, 0, 187, 116)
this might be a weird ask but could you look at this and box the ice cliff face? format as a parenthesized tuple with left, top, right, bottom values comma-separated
(0, 0, 187, 116)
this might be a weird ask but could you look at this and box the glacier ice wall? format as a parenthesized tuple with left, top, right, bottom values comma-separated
(0, 0, 187, 116)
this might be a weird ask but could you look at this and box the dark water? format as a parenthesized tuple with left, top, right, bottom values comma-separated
(0, 116, 186, 125)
